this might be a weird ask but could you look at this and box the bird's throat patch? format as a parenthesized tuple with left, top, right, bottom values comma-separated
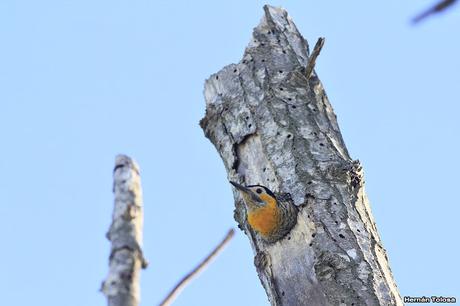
(247, 194, 279, 237)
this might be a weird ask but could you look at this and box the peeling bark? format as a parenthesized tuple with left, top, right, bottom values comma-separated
(102, 155, 147, 306)
(200, 5, 403, 306)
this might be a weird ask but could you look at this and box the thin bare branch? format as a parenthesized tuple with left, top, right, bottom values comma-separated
(159, 228, 235, 306)
(305, 37, 325, 79)
(412, 0, 457, 23)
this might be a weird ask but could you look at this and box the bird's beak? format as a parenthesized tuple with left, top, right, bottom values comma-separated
(229, 181, 263, 204)
(230, 181, 248, 192)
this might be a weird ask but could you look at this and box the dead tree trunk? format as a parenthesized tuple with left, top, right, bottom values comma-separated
(102, 155, 147, 306)
(200, 5, 403, 306)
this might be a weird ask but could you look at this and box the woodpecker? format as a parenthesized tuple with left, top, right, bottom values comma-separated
(230, 181, 298, 244)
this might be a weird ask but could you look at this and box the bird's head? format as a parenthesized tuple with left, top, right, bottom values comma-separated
(229, 181, 277, 210)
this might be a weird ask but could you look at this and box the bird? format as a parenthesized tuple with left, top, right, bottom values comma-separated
(230, 181, 298, 244)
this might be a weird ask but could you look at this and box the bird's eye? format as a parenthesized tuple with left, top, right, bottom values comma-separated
(256, 188, 263, 194)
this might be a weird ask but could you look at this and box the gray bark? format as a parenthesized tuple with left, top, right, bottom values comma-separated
(102, 155, 147, 306)
(200, 5, 403, 306)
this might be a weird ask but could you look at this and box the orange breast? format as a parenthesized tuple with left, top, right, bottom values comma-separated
(247, 194, 279, 237)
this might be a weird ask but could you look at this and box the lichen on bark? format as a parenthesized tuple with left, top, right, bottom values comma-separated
(200, 5, 402, 306)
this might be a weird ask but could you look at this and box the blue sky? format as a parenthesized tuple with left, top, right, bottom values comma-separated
(0, 1, 459, 305)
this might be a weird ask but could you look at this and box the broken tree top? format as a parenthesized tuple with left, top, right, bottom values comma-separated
(201, 5, 349, 206)
(201, 5, 402, 306)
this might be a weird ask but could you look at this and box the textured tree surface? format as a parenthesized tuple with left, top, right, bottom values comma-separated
(102, 155, 147, 306)
(200, 6, 403, 306)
